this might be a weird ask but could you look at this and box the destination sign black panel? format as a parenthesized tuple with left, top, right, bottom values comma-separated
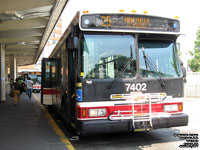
(81, 14, 180, 32)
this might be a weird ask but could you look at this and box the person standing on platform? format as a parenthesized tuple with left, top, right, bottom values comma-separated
(18, 77, 24, 94)
(11, 78, 21, 106)
(26, 77, 33, 99)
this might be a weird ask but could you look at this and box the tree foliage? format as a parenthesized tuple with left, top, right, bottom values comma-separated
(188, 26, 200, 72)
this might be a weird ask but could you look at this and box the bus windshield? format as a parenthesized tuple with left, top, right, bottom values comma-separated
(81, 34, 136, 79)
(139, 40, 180, 78)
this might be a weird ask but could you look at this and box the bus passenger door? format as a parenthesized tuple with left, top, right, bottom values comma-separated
(66, 50, 77, 123)
(41, 58, 60, 105)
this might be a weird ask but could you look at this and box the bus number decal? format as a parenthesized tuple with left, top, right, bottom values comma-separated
(125, 83, 147, 92)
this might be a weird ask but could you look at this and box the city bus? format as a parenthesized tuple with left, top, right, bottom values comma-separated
(20, 71, 41, 84)
(19, 71, 41, 93)
(41, 10, 188, 135)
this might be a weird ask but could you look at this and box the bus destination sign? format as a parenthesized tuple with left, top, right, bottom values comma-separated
(81, 14, 180, 32)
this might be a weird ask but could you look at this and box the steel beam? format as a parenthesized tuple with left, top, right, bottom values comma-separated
(6, 45, 39, 49)
(0, 36, 42, 44)
(0, 0, 54, 12)
(0, 28, 44, 38)
(0, 18, 48, 31)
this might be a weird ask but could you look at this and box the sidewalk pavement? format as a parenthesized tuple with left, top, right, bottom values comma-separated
(0, 92, 69, 150)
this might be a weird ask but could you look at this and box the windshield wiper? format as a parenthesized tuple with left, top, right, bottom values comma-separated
(142, 47, 148, 69)
(142, 47, 166, 88)
(119, 45, 134, 75)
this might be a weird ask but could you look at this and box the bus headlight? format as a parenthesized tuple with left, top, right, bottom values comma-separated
(163, 104, 178, 112)
(88, 109, 106, 117)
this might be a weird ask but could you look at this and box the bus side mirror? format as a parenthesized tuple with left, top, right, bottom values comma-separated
(179, 60, 186, 78)
(181, 66, 186, 78)
(67, 37, 78, 50)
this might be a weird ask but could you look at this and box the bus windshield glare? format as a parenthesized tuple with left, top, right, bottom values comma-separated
(139, 40, 180, 78)
(81, 34, 180, 79)
(81, 34, 136, 79)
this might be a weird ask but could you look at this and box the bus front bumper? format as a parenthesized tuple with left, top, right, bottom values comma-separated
(76, 113, 188, 135)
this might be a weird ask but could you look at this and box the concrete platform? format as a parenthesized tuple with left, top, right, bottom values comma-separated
(0, 93, 73, 150)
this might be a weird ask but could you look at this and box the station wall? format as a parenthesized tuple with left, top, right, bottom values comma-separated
(185, 72, 200, 97)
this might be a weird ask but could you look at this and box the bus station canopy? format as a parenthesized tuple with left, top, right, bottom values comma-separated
(0, 0, 68, 66)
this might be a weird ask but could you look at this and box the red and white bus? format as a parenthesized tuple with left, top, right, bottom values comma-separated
(41, 10, 188, 135)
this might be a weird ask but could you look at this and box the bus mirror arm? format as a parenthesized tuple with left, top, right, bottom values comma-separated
(67, 37, 79, 50)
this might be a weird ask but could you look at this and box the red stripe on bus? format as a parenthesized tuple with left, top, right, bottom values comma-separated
(77, 102, 183, 120)
(43, 89, 54, 95)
